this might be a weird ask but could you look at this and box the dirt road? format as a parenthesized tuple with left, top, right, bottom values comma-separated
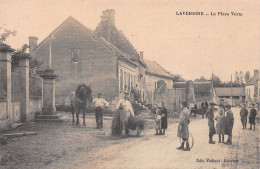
(75, 108, 259, 169)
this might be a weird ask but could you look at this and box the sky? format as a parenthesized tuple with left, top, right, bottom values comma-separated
(0, 0, 259, 82)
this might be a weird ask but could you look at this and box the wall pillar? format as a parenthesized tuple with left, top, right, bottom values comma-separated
(0, 43, 14, 128)
(14, 52, 31, 122)
(41, 68, 57, 115)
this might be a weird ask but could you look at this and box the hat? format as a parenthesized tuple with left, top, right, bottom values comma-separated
(220, 99, 224, 102)
(124, 92, 129, 95)
(97, 93, 102, 95)
(209, 102, 216, 105)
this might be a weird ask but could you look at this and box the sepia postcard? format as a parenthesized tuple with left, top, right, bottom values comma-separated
(0, 0, 259, 169)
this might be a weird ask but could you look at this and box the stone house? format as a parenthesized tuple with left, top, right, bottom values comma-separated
(245, 69, 259, 104)
(144, 59, 174, 104)
(30, 9, 174, 107)
(213, 87, 245, 106)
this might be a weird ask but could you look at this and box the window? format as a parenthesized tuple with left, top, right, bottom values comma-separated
(70, 49, 80, 63)
(124, 72, 127, 91)
(120, 70, 123, 92)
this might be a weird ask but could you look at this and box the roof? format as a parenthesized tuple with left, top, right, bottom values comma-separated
(214, 87, 245, 97)
(95, 21, 140, 61)
(246, 74, 259, 86)
(173, 82, 186, 88)
(33, 16, 137, 67)
(144, 59, 173, 79)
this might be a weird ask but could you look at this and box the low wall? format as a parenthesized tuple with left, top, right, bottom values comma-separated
(0, 100, 42, 130)
(28, 99, 42, 121)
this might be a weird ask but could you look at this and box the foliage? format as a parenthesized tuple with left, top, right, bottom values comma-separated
(0, 26, 16, 42)
(173, 74, 185, 82)
(244, 71, 251, 83)
(212, 75, 222, 87)
(194, 76, 207, 82)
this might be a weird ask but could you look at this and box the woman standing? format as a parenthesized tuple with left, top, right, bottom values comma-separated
(160, 101, 168, 135)
(177, 102, 191, 151)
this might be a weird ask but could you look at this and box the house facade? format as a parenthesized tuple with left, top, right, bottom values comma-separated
(245, 69, 259, 104)
(30, 9, 174, 106)
(213, 87, 245, 106)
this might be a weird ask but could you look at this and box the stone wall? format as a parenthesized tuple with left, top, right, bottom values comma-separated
(145, 74, 173, 104)
(154, 81, 186, 113)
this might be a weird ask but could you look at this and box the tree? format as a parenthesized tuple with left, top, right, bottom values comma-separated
(238, 71, 244, 86)
(244, 71, 251, 83)
(194, 76, 207, 82)
(234, 71, 239, 83)
(212, 75, 222, 87)
(173, 74, 185, 82)
(0, 26, 16, 42)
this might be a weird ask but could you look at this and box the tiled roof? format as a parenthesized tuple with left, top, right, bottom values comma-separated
(95, 24, 140, 60)
(246, 74, 259, 86)
(214, 87, 245, 96)
(144, 59, 173, 79)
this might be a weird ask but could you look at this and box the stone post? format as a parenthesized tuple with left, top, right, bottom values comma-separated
(41, 68, 57, 115)
(14, 52, 31, 122)
(0, 43, 14, 128)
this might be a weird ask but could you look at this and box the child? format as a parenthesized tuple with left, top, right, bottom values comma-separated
(160, 101, 168, 135)
(215, 108, 225, 143)
(155, 107, 162, 135)
(249, 104, 257, 130)
(224, 104, 234, 145)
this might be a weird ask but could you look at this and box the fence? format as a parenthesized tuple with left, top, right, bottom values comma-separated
(29, 75, 42, 100)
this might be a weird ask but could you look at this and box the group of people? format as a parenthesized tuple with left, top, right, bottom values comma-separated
(188, 99, 209, 119)
(240, 103, 257, 130)
(70, 91, 135, 131)
(206, 102, 234, 145)
(153, 102, 168, 135)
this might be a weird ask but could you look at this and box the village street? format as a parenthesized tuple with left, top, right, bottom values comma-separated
(73, 107, 259, 169)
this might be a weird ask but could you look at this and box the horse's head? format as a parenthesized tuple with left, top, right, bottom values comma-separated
(76, 84, 92, 102)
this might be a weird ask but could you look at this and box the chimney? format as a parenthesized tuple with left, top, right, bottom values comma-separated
(140, 51, 144, 61)
(254, 69, 259, 76)
(28, 36, 38, 54)
(100, 9, 115, 26)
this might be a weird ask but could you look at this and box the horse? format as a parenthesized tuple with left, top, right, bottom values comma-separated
(70, 84, 92, 126)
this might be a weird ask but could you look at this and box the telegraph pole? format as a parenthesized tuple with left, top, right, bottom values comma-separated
(231, 74, 233, 106)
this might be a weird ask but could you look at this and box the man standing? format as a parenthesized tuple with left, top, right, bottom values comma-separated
(249, 104, 257, 131)
(201, 99, 208, 119)
(92, 93, 109, 129)
(177, 102, 191, 151)
(116, 92, 135, 135)
(206, 102, 216, 144)
(240, 104, 248, 129)
(224, 104, 234, 145)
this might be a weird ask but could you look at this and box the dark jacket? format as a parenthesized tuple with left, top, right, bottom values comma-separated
(161, 107, 168, 129)
(249, 108, 257, 118)
(201, 101, 208, 109)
